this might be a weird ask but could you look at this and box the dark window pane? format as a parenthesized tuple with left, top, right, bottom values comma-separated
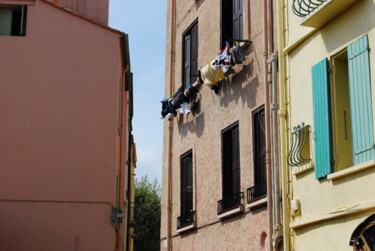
(221, 0, 233, 47)
(181, 151, 193, 217)
(222, 123, 240, 197)
(0, 6, 26, 36)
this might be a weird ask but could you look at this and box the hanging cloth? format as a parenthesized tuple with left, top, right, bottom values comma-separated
(231, 46, 246, 65)
(200, 60, 225, 86)
(179, 102, 191, 115)
(213, 43, 232, 74)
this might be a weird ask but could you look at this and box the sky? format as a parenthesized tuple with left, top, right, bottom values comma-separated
(109, 1, 167, 183)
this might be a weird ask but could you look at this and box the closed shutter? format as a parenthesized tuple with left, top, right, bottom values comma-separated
(190, 24, 198, 85)
(233, 0, 243, 40)
(232, 126, 240, 194)
(348, 35, 375, 165)
(312, 58, 333, 179)
(184, 34, 191, 88)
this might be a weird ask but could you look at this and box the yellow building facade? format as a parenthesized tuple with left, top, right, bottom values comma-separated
(279, 0, 375, 250)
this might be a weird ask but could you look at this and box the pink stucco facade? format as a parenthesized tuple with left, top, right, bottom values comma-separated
(0, 1, 132, 250)
(51, 0, 109, 25)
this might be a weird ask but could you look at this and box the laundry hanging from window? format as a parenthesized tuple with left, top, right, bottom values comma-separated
(161, 85, 198, 120)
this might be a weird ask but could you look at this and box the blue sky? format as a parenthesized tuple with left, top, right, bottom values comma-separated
(109, 0, 167, 182)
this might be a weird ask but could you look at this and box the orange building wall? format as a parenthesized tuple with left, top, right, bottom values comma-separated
(0, 1, 126, 250)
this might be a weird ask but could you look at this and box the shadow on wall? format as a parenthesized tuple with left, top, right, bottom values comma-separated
(177, 112, 205, 139)
(320, 0, 375, 54)
(220, 58, 259, 109)
(195, 0, 206, 9)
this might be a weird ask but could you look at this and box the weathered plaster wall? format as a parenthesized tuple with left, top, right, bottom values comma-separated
(161, 0, 274, 250)
(0, 1, 123, 250)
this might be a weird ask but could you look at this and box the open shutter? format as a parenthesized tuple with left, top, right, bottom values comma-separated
(348, 35, 375, 165)
(233, 0, 243, 40)
(184, 34, 191, 87)
(232, 126, 240, 194)
(190, 24, 198, 85)
(312, 58, 333, 179)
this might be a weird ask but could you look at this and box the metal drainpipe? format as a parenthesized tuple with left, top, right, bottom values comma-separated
(266, 0, 283, 249)
(270, 52, 282, 249)
(167, 0, 176, 250)
(276, 0, 290, 249)
(262, 0, 274, 250)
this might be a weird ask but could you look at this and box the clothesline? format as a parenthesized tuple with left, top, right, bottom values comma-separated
(160, 42, 248, 121)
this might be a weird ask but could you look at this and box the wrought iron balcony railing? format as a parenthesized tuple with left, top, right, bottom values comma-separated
(287, 122, 311, 166)
(177, 211, 196, 230)
(292, 0, 326, 17)
(217, 192, 244, 215)
(247, 182, 267, 204)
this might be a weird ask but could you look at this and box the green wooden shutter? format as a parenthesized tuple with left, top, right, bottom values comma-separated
(348, 35, 375, 165)
(312, 58, 333, 179)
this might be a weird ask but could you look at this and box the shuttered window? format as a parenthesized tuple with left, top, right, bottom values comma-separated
(221, 0, 243, 48)
(312, 35, 374, 179)
(183, 21, 198, 88)
(348, 35, 375, 165)
(312, 58, 333, 179)
(180, 151, 193, 217)
(222, 122, 240, 197)
(253, 107, 266, 185)
(233, 0, 243, 41)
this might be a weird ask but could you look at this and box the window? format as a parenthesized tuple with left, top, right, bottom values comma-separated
(178, 151, 194, 229)
(221, 0, 243, 47)
(247, 107, 267, 203)
(218, 122, 242, 214)
(182, 21, 198, 88)
(312, 35, 374, 179)
(0, 5, 27, 36)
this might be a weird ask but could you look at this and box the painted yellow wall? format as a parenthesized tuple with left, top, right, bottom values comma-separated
(283, 0, 375, 250)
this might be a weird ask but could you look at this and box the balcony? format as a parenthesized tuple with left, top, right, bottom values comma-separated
(292, 0, 359, 28)
(247, 182, 267, 204)
(217, 192, 244, 215)
(177, 211, 196, 230)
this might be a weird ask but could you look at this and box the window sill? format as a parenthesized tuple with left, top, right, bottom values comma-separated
(246, 197, 267, 210)
(217, 204, 244, 220)
(327, 160, 375, 180)
(292, 162, 314, 176)
(176, 222, 196, 233)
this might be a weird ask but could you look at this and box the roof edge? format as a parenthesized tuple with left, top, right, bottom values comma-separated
(39, 0, 125, 36)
